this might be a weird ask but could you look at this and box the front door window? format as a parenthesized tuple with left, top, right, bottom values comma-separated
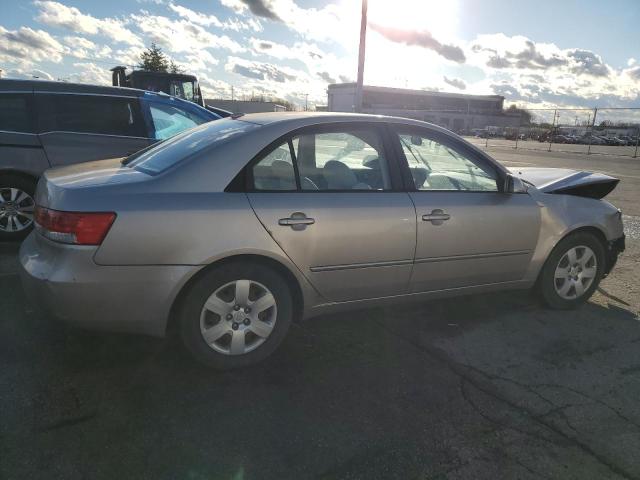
(397, 133, 498, 192)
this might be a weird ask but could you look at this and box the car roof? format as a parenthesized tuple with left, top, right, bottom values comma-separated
(238, 111, 449, 131)
(0, 78, 143, 97)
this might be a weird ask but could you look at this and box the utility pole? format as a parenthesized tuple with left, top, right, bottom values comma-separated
(304, 93, 309, 111)
(231, 85, 234, 101)
(587, 107, 598, 155)
(354, 0, 368, 113)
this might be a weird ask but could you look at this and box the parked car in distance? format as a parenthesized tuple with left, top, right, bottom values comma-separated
(19, 112, 625, 369)
(0, 79, 221, 240)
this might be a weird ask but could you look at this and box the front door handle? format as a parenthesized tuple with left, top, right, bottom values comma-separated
(422, 209, 450, 225)
(279, 212, 315, 230)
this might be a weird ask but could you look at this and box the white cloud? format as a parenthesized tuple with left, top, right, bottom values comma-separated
(2, 67, 54, 80)
(34, 1, 142, 46)
(168, 3, 223, 27)
(220, 0, 360, 46)
(0, 25, 66, 64)
(183, 50, 220, 71)
(61, 35, 114, 60)
(197, 72, 232, 98)
(113, 46, 146, 67)
(628, 58, 637, 67)
(67, 62, 113, 85)
(463, 33, 640, 107)
(130, 13, 245, 53)
(169, 3, 262, 32)
(225, 56, 301, 83)
(219, 0, 249, 15)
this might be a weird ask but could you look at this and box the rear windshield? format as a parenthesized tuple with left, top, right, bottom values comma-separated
(129, 119, 259, 175)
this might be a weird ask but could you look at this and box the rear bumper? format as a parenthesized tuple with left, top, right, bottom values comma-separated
(604, 234, 625, 276)
(19, 232, 195, 337)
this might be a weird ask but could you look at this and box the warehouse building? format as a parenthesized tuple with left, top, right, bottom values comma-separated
(327, 83, 520, 133)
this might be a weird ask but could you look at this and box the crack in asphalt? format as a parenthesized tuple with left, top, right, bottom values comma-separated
(459, 377, 562, 446)
(532, 383, 640, 432)
(373, 318, 639, 480)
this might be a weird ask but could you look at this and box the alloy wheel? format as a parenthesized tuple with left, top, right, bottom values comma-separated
(0, 187, 35, 233)
(199, 279, 277, 355)
(553, 245, 598, 300)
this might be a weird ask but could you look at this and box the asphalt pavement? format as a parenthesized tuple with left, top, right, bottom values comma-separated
(1, 147, 639, 480)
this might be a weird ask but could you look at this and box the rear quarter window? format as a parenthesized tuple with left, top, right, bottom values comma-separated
(129, 119, 259, 175)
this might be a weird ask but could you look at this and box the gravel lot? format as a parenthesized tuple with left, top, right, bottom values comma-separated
(1, 147, 639, 480)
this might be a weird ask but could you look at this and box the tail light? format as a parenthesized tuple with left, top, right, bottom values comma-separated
(34, 206, 116, 245)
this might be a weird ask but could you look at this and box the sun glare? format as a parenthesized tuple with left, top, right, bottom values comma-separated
(363, 0, 461, 89)
(367, 0, 459, 40)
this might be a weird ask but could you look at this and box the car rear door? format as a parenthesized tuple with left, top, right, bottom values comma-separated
(35, 93, 153, 166)
(390, 125, 540, 293)
(246, 122, 416, 302)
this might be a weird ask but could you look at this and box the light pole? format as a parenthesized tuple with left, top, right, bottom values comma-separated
(354, 0, 368, 113)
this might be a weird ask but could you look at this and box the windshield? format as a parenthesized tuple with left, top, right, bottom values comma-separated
(128, 118, 259, 175)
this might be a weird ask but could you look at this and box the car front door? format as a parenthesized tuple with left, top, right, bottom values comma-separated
(35, 93, 153, 166)
(390, 125, 541, 293)
(246, 123, 416, 302)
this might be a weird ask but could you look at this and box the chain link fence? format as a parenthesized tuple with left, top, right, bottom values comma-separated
(464, 108, 640, 158)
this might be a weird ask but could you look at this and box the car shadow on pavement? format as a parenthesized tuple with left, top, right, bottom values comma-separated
(3, 270, 640, 479)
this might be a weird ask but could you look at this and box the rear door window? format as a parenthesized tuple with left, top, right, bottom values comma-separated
(0, 94, 34, 133)
(250, 125, 392, 191)
(36, 94, 146, 137)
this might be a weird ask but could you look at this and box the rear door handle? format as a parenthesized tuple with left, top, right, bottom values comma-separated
(279, 212, 315, 230)
(422, 209, 450, 225)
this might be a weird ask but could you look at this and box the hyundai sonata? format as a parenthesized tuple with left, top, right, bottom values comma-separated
(19, 113, 625, 369)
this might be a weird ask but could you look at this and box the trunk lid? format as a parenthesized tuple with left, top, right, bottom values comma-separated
(510, 167, 619, 199)
(36, 158, 150, 211)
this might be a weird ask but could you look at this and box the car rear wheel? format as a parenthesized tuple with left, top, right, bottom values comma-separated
(0, 175, 37, 241)
(539, 232, 605, 309)
(179, 262, 294, 369)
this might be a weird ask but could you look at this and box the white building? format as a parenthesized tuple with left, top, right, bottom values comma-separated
(327, 83, 520, 133)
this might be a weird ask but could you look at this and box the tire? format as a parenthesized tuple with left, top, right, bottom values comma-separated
(179, 261, 294, 369)
(538, 232, 606, 309)
(0, 174, 37, 242)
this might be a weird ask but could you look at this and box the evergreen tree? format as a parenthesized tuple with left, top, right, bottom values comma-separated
(138, 43, 170, 72)
(169, 60, 185, 74)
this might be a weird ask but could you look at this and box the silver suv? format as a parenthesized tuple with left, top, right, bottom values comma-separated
(0, 79, 220, 240)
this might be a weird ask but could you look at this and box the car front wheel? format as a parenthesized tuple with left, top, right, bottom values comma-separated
(179, 262, 294, 369)
(539, 232, 605, 309)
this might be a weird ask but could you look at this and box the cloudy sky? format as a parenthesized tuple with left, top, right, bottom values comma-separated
(1, 0, 639, 109)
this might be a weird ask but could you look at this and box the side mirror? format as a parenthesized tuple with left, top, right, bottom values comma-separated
(410, 135, 423, 146)
(505, 174, 528, 193)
